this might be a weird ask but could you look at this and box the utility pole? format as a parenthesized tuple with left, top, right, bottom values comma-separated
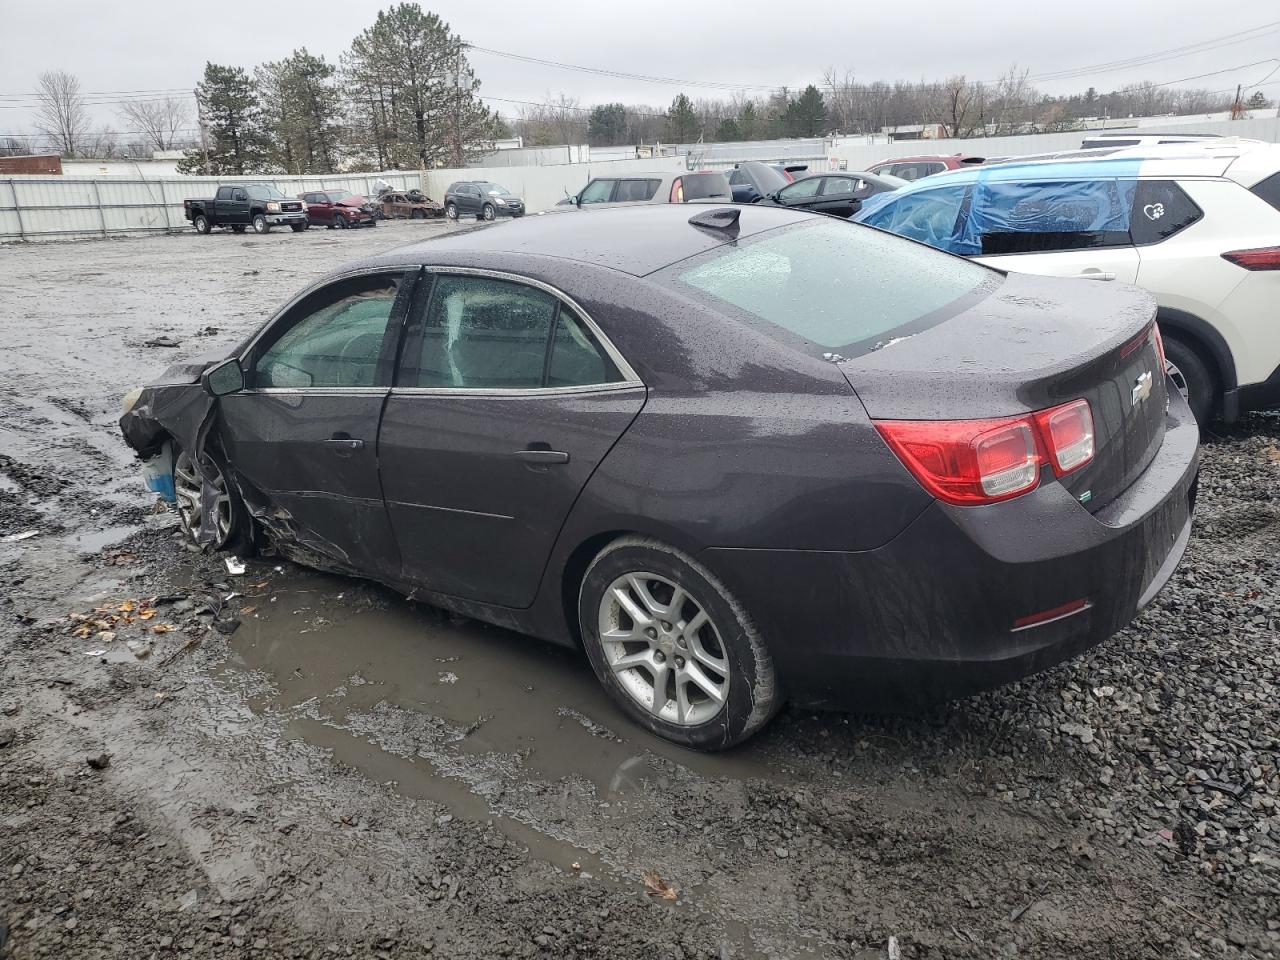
(453, 42, 464, 168)
(195, 86, 210, 175)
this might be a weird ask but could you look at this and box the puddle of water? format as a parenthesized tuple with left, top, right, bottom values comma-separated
(60, 523, 139, 554)
(228, 567, 770, 793)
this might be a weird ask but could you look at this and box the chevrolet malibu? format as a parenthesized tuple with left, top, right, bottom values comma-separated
(119, 204, 1198, 750)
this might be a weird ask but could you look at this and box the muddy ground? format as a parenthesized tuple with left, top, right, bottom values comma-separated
(0, 223, 1277, 959)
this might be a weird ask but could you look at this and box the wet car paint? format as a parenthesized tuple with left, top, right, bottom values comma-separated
(119, 205, 1198, 713)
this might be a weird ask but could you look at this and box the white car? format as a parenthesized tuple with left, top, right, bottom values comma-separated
(855, 139, 1280, 423)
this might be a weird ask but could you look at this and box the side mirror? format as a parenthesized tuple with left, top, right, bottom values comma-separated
(201, 358, 244, 398)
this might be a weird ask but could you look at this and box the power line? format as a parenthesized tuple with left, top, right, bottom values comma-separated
(1029, 20, 1280, 82)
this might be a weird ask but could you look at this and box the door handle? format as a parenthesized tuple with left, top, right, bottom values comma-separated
(324, 435, 364, 452)
(514, 449, 569, 465)
(1076, 269, 1116, 281)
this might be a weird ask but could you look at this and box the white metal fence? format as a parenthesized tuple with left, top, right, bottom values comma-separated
(0, 171, 422, 242)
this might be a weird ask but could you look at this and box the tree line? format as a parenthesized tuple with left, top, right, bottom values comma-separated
(8, 3, 507, 174)
(517, 68, 1268, 148)
(8, 27, 1272, 166)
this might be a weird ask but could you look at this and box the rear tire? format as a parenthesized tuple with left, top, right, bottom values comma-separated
(290, 223, 305, 233)
(251, 214, 270, 234)
(193, 214, 211, 234)
(1163, 334, 1216, 425)
(445, 202, 458, 220)
(578, 536, 780, 751)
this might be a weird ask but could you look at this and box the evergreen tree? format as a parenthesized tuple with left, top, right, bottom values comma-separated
(342, 3, 500, 169)
(588, 103, 628, 146)
(715, 118, 741, 142)
(177, 63, 269, 175)
(784, 85, 827, 137)
(737, 101, 759, 139)
(665, 94, 698, 143)
(257, 49, 343, 174)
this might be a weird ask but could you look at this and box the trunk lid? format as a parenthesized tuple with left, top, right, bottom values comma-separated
(842, 272, 1166, 512)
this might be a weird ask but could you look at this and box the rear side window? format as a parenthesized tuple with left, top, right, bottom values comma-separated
(613, 179, 660, 202)
(1250, 171, 1280, 212)
(680, 174, 730, 200)
(857, 185, 968, 252)
(889, 162, 945, 181)
(547, 307, 623, 387)
(408, 276, 556, 389)
(399, 277, 623, 390)
(962, 179, 1130, 255)
(1128, 180, 1202, 245)
(666, 220, 992, 354)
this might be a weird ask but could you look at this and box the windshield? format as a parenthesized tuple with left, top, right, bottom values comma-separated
(662, 220, 993, 355)
(482, 184, 511, 196)
(246, 185, 288, 200)
(325, 190, 354, 202)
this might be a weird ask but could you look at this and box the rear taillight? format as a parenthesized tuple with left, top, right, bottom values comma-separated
(875, 399, 1095, 506)
(1221, 246, 1280, 270)
(1034, 399, 1095, 475)
(670, 177, 684, 203)
(1152, 322, 1166, 373)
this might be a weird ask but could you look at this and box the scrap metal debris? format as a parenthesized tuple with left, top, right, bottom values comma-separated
(641, 871, 678, 901)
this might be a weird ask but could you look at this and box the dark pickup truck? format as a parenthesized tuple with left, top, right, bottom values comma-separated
(184, 184, 308, 235)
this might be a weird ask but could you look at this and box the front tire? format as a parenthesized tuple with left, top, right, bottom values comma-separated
(172, 445, 251, 554)
(482, 203, 496, 221)
(578, 537, 780, 750)
(193, 214, 211, 234)
(411, 209, 425, 220)
(1163, 334, 1216, 425)
(251, 214, 270, 234)
(333, 213, 348, 229)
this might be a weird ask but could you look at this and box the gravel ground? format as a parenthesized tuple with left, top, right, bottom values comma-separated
(0, 227, 1277, 959)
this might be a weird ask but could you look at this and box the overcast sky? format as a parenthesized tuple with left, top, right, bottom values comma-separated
(2, 0, 1277, 142)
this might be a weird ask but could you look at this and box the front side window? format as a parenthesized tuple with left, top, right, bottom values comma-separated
(252, 273, 403, 389)
(232, 189, 248, 202)
(962, 178, 1131, 255)
(1128, 180, 1202, 245)
(857, 185, 969, 252)
(779, 177, 823, 200)
(666, 219, 993, 355)
(579, 179, 617, 204)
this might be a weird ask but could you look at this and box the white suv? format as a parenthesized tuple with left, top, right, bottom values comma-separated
(855, 140, 1280, 423)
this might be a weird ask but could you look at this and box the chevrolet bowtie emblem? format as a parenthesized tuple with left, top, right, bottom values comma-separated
(1131, 370, 1153, 406)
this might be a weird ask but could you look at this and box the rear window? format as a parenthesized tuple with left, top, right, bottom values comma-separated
(1250, 171, 1280, 212)
(664, 220, 993, 354)
(680, 173, 730, 200)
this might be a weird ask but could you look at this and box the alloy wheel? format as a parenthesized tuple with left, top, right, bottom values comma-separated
(597, 572, 730, 726)
(173, 449, 232, 548)
(1165, 359, 1190, 404)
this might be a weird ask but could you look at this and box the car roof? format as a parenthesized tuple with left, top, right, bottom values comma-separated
(877, 139, 1276, 193)
(873, 155, 983, 165)
(358, 203, 817, 277)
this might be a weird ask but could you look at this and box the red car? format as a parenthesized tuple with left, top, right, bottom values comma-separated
(867, 154, 986, 182)
(298, 190, 378, 229)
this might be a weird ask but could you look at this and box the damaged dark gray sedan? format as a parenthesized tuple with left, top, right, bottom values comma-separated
(120, 204, 1199, 750)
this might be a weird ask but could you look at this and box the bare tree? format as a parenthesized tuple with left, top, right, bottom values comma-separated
(118, 97, 192, 152)
(822, 67, 860, 133)
(987, 64, 1034, 136)
(930, 75, 984, 138)
(33, 70, 91, 157)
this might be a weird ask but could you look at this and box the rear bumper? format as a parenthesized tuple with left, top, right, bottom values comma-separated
(703, 388, 1201, 710)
